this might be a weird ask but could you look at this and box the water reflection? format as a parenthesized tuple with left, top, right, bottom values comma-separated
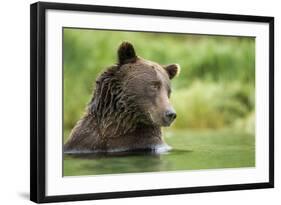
(64, 149, 192, 175)
(63, 131, 255, 176)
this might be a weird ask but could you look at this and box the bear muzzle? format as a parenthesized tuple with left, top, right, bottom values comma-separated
(162, 108, 177, 126)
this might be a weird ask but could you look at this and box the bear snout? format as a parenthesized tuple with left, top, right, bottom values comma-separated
(163, 108, 177, 126)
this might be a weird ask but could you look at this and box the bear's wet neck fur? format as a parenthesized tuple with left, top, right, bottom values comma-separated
(97, 117, 162, 140)
(88, 65, 143, 135)
(101, 118, 163, 151)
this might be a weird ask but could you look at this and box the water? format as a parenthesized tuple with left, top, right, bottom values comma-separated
(64, 149, 192, 176)
(63, 130, 255, 176)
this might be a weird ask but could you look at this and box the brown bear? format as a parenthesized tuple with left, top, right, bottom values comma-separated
(64, 42, 180, 153)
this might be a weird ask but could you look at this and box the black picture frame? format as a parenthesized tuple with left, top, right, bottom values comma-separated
(30, 1, 274, 203)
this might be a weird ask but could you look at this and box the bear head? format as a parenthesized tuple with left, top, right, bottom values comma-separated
(89, 41, 180, 134)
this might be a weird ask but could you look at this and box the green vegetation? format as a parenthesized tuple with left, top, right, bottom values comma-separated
(63, 29, 255, 134)
(170, 81, 255, 131)
(63, 28, 255, 175)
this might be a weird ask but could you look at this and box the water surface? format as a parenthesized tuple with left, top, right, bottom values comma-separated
(64, 130, 255, 176)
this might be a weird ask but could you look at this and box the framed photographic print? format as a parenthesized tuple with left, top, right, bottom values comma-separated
(30, 1, 274, 203)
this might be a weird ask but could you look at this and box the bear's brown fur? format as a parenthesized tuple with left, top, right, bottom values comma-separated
(64, 42, 180, 153)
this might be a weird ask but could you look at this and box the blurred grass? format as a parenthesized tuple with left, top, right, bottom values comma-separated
(63, 28, 255, 139)
(169, 81, 255, 131)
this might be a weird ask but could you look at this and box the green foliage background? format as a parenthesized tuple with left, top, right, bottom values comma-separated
(64, 28, 255, 140)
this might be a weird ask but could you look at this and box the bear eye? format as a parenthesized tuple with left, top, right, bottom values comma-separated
(150, 81, 161, 90)
(167, 87, 171, 98)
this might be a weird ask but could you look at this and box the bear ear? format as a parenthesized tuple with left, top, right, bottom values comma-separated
(164, 64, 181, 79)
(118, 41, 137, 65)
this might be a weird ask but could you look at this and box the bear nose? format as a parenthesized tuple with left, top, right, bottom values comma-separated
(165, 109, 177, 122)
